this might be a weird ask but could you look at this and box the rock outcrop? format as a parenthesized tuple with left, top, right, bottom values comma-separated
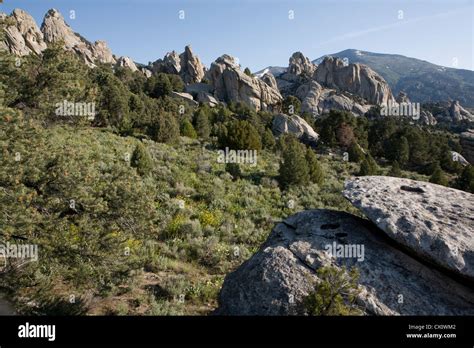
(261, 72, 278, 90)
(343, 176, 474, 281)
(1, 9, 47, 56)
(314, 56, 394, 105)
(446, 100, 474, 122)
(179, 45, 205, 84)
(295, 81, 370, 116)
(460, 130, 474, 165)
(216, 209, 474, 315)
(152, 45, 205, 84)
(116, 56, 138, 72)
(205, 54, 282, 111)
(272, 113, 319, 143)
(288, 51, 316, 77)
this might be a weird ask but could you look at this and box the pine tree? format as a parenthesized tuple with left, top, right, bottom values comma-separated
(244, 67, 252, 77)
(131, 142, 153, 176)
(306, 148, 324, 185)
(278, 137, 309, 189)
(180, 119, 197, 139)
(220, 120, 261, 150)
(456, 165, 474, 193)
(388, 160, 402, 177)
(358, 154, 378, 176)
(194, 108, 211, 139)
(261, 128, 276, 149)
(429, 162, 448, 186)
(347, 142, 365, 163)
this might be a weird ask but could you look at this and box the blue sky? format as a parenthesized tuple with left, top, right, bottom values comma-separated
(2, 0, 473, 71)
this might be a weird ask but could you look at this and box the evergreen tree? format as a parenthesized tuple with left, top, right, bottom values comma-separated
(347, 142, 365, 163)
(456, 165, 474, 193)
(180, 119, 197, 139)
(388, 160, 402, 177)
(282, 95, 301, 115)
(243, 67, 252, 77)
(386, 135, 409, 166)
(429, 162, 448, 186)
(261, 128, 276, 150)
(358, 154, 378, 176)
(131, 142, 153, 176)
(220, 120, 262, 150)
(194, 107, 211, 139)
(278, 137, 309, 189)
(306, 148, 324, 185)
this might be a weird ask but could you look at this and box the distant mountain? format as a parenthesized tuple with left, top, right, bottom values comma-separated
(314, 49, 474, 107)
(254, 66, 287, 78)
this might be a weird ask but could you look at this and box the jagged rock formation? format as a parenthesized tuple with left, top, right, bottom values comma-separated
(116, 56, 138, 72)
(151, 45, 205, 84)
(343, 176, 474, 282)
(216, 209, 474, 315)
(0, 8, 152, 73)
(419, 110, 437, 126)
(205, 54, 282, 111)
(1, 9, 47, 56)
(460, 130, 474, 164)
(42, 8, 115, 66)
(179, 45, 205, 84)
(288, 51, 316, 76)
(314, 56, 394, 105)
(272, 113, 319, 143)
(445, 100, 474, 122)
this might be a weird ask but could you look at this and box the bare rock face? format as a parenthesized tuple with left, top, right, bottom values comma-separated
(343, 176, 474, 282)
(2, 9, 47, 56)
(419, 110, 437, 126)
(116, 56, 138, 72)
(151, 46, 205, 84)
(179, 45, 205, 84)
(216, 209, 474, 315)
(41, 8, 116, 67)
(272, 113, 319, 143)
(460, 130, 474, 165)
(446, 100, 474, 122)
(90, 40, 116, 64)
(205, 54, 282, 111)
(295, 81, 370, 117)
(314, 56, 394, 105)
(261, 72, 278, 90)
(288, 51, 316, 77)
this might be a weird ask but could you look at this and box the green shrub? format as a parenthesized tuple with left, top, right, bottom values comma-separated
(303, 266, 362, 316)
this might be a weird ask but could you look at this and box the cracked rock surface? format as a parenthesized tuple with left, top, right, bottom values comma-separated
(216, 209, 474, 315)
(343, 176, 474, 282)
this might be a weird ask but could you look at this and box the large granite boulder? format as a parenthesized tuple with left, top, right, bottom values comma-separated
(272, 113, 319, 143)
(205, 54, 282, 111)
(343, 176, 474, 282)
(216, 209, 474, 315)
(295, 81, 370, 117)
(2, 9, 47, 56)
(314, 56, 394, 105)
